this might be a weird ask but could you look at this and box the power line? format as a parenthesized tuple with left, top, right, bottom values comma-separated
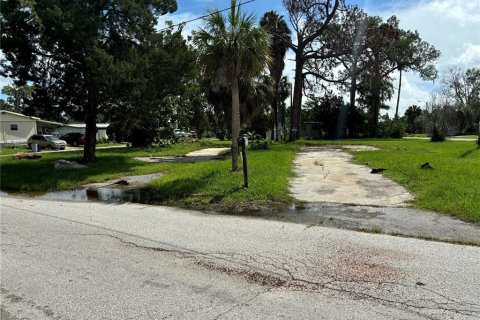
(157, 0, 256, 32)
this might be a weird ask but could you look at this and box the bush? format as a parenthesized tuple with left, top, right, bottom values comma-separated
(246, 132, 270, 150)
(250, 139, 270, 150)
(378, 118, 406, 138)
(430, 126, 446, 142)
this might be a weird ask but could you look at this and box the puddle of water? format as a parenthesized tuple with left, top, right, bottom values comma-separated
(3, 186, 159, 204)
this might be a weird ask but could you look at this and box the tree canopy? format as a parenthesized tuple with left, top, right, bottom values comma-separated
(1, 0, 177, 162)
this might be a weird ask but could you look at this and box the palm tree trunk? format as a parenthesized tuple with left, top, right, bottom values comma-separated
(272, 86, 278, 141)
(231, 78, 240, 171)
(395, 69, 402, 119)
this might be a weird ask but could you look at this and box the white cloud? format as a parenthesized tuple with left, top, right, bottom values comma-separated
(454, 43, 480, 66)
(426, 0, 480, 27)
(383, 73, 431, 116)
(371, 0, 480, 116)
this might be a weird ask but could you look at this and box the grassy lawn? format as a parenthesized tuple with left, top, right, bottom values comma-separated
(148, 143, 297, 212)
(356, 140, 479, 223)
(300, 139, 480, 223)
(0, 146, 31, 155)
(0, 139, 229, 191)
(1, 137, 478, 223)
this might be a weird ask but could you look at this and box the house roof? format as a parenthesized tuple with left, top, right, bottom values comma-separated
(0, 110, 109, 128)
(63, 123, 109, 129)
(1, 110, 40, 120)
(37, 119, 64, 126)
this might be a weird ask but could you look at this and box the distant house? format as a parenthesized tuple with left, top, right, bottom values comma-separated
(0, 110, 109, 144)
(0, 110, 63, 145)
(0, 110, 38, 144)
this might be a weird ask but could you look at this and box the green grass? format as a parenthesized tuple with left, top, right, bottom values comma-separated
(450, 135, 478, 139)
(1, 137, 479, 223)
(404, 133, 429, 137)
(148, 143, 297, 211)
(0, 146, 30, 155)
(0, 140, 228, 191)
(352, 140, 480, 223)
(298, 139, 480, 223)
(96, 142, 126, 147)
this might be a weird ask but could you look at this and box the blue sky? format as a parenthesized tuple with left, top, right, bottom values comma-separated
(157, 0, 480, 116)
(2, 0, 479, 116)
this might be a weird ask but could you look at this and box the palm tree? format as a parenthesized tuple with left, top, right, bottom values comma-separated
(195, 0, 270, 171)
(260, 11, 291, 141)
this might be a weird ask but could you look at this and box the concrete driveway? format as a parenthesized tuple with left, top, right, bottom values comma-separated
(1, 197, 479, 319)
(289, 146, 413, 206)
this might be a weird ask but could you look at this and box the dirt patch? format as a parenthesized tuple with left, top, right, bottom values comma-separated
(83, 173, 163, 189)
(305, 145, 380, 151)
(135, 147, 229, 163)
(289, 147, 412, 207)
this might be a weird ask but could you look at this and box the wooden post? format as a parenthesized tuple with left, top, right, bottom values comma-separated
(477, 122, 480, 145)
(241, 143, 248, 188)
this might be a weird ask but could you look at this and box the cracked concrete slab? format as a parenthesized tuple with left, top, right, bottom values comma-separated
(135, 147, 229, 163)
(289, 146, 413, 207)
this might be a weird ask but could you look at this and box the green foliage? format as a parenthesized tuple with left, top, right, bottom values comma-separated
(302, 95, 368, 139)
(431, 126, 446, 142)
(0, 84, 33, 113)
(378, 117, 406, 138)
(404, 105, 423, 134)
(106, 27, 196, 147)
(1, 0, 177, 161)
(260, 11, 291, 140)
(246, 132, 270, 150)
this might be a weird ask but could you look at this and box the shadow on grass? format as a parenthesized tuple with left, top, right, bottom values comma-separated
(153, 171, 219, 200)
(460, 145, 480, 158)
(209, 186, 244, 203)
(0, 152, 155, 191)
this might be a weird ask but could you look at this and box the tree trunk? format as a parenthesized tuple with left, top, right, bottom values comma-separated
(349, 58, 358, 110)
(272, 82, 279, 141)
(395, 69, 402, 119)
(82, 84, 98, 164)
(289, 54, 304, 141)
(370, 95, 380, 137)
(231, 78, 240, 171)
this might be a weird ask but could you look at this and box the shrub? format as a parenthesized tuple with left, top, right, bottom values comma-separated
(245, 132, 270, 150)
(378, 118, 406, 138)
(430, 126, 446, 142)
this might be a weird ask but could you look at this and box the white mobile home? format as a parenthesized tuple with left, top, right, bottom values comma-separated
(1, 110, 110, 144)
(0, 110, 39, 145)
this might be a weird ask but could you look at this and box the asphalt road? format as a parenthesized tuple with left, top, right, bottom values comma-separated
(1, 197, 479, 319)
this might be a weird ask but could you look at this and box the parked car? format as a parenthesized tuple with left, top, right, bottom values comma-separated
(27, 134, 67, 150)
(60, 132, 85, 147)
(174, 129, 192, 139)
